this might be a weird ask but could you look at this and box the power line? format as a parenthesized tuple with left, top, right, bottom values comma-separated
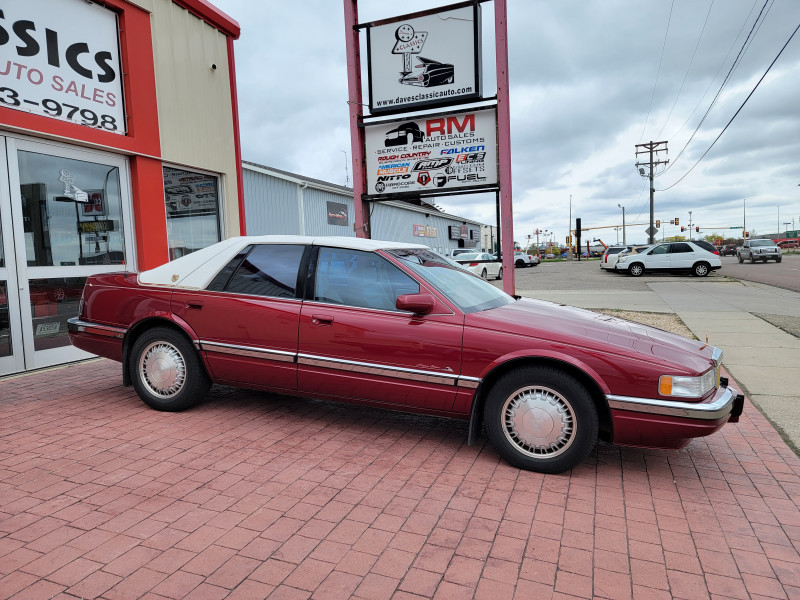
(638, 0, 675, 143)
(656, 21, 800, 192)
(656, 0, 715, 139)
(661, 0, 773, 174)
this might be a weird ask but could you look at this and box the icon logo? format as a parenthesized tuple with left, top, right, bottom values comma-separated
(417, 172, 431, 186)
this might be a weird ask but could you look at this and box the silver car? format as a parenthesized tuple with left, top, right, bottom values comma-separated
(737, 239, 782, 263)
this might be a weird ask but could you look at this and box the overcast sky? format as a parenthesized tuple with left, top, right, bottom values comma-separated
(213, 0, 800, 246)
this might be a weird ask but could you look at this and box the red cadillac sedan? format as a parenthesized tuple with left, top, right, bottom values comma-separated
(68, 236, 743, 474)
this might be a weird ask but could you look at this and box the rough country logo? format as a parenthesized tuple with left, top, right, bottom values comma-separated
(392, 24, 454, 88)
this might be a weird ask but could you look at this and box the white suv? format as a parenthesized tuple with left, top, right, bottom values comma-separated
(615, 241, 722, 277)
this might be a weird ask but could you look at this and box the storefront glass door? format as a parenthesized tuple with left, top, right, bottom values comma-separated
(1, 136, 134, 375)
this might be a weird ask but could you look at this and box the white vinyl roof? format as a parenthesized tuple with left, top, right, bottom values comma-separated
(138, 235, 429, 290)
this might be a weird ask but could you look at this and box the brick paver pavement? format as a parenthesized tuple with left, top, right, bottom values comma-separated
(1, 359, 800, 600)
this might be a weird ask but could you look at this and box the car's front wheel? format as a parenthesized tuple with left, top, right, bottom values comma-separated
(738, 254, 743, 263)
(129, 327, 211, 411)
(497, 267, 503, 280)
(484, 366, 598, 473)
(777, 257, 782, 263)
(750, 254, 756, 263)
(629, 263, 644, 277)
(692, 262, 710, 277)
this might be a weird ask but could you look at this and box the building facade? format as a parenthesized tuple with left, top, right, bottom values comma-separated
(0, 0, 243, 376)
(243, 161, 492, 254)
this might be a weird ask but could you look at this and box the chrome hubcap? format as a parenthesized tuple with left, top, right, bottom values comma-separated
(502, 385, 576, 458)
(139, 341, 186, 398)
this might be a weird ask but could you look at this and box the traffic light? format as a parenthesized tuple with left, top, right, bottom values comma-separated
(744, 231, 750, 238)
(656, 220, 661, 228)
(695, 226, 699, 233)
(681, 226, 685, 232)
(674, 218, 679, 225)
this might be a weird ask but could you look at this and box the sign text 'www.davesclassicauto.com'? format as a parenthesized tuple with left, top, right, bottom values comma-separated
(364, 108, 497, 196)
(0, 0, 125, 133)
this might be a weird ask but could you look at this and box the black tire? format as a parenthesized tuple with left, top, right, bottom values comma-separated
(515, 260, 526, 268)
(750, 255, 756, 264)
(129, 327, 211, 411)
(777, 257, 782, 263)
(484, 366, 598, 474)
(481, 268, 488, 279)
(738, 254, 743, 263)
(629, 263, 644, 277)
(497, 267, 503, 280)
(692, 262, 710, 277)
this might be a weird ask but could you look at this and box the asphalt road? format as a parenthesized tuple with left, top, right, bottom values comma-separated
(509, 252, 800, 293)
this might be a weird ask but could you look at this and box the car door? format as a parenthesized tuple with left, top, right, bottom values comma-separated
(171, 243, 306, 391)
(644, 244, 671, 270)
(668, 242, 695, 270)
(296, 246, 463, 411)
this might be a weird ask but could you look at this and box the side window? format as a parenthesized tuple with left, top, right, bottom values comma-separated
(224, 244, 304, 298)
(315, 247, 420, 311)
(651, 244, 669, 255)
(671, 243, 693, 253)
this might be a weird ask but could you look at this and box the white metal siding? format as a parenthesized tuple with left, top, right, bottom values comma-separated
(242, 168, 300, 235)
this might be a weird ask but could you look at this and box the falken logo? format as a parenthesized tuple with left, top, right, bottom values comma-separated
(413, 158, 452, 171)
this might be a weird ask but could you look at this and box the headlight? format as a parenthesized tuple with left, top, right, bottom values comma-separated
(659, 368, 717, 398)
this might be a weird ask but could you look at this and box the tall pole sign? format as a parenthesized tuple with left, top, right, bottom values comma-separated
(345, 0, 515, 294)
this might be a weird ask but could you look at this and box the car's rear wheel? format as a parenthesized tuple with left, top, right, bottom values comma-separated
(497, 267, 503, 280)
(515, 259, 526, 268)
(484, 366, 598, 473)
(129, 327, 211, 411)
(629, 263, 644, 277)
(692, 262, 710, 277)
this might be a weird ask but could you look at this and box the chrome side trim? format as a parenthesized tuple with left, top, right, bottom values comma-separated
(457, 376, 481, 389)
(67, 317, 126, 339)
(607, 386, 735, 420)
(297, 353, 460, 386)
(198, 341, 296, 363)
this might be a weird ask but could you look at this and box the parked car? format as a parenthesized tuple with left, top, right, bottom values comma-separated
(615, 241, 722, 277)
(719, 244, 738, 256)
(777, 239, 799, 249)
(68, 236, 743, 474)
(601, 245, 636, 271)
(447, 248, 474, 260)
(737, 239, 782, 263)
(454, 252, 503, 280)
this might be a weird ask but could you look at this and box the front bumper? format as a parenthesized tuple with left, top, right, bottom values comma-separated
(607, 381, 745, 449)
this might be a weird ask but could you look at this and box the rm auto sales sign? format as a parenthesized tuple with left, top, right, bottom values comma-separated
(365, 108, 497, 197)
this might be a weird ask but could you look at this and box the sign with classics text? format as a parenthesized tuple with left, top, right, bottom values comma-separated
(366, 4, 481, 114)
(365, 107, 497, 197)
(0, 0, 125, 133)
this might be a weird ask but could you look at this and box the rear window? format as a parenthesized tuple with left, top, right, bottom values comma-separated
(606, 247, 626, 255)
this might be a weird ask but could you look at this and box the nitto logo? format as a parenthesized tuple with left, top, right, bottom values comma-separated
(413, 158, 452, 171)
(377, 174, 411, 182)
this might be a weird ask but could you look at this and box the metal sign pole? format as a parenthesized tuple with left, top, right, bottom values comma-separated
(495, 0, 515, 294)
(343, 0, 369, 238)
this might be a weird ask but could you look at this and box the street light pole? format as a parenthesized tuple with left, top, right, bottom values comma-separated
(689, 210, 693, 241)
(618, 204, 626, 245)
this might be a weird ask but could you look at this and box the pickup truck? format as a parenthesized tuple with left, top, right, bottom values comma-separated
(737, 239, 782, 263)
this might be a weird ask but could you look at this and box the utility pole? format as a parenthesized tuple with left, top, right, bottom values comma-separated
(688, 210, 693, 241)
(635, 140, 668, 244)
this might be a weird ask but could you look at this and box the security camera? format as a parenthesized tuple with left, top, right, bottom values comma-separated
(638, 168, 645, 175)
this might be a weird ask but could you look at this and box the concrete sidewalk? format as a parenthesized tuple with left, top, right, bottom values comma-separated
(519, 279, 800, 452)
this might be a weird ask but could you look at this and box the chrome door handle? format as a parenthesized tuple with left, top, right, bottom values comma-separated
(311, 314, 334, 325)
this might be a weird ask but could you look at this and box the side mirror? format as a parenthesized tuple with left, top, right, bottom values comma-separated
(396, 293, 435, 315)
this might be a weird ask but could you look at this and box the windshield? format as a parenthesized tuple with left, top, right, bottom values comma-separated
(751, 239, 776, 247)
(386, 249, 514, 314)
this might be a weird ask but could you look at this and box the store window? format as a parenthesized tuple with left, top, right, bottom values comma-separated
(163, 166, 221, 259)
(28, 277, 87, 351)
(17, 152, 126, 266)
